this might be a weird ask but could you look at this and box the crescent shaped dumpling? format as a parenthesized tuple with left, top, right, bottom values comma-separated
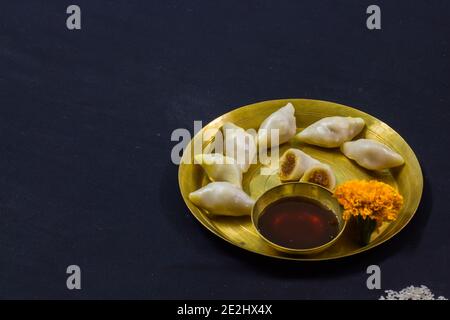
(188, 182, 255, 216)
(300, 164, 336, 190)
(222, 122, 257, 173)
(194, 153, 242, 187)
(278, 148, 320, 182)
(257, 103, 297, 149)
(297, 116, 365, 148)
(341, 139, 405, 170)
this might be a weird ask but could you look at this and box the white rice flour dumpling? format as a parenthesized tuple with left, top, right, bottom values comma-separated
(194, 153, 242, 187)
(300, 163, 336, 190)
(278, 148, 336, 190)
(257, 103, 297, 149)
(189, 182, 255, 216)
(297, 116, 365, 148)
(341, 139, 405, 170)
(221, 122, 257, 173)
(278, 148, 320, 182)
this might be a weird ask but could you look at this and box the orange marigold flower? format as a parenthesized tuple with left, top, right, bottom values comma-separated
(333, 180, 403, 223)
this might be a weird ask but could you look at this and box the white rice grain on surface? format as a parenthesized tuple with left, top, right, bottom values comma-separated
(379, 285, 448, 300)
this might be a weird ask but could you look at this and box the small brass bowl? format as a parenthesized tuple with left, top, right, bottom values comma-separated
(251, 182, 347, 255)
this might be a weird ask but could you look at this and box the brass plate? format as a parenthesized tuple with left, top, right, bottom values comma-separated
(178, 99, 423, 260)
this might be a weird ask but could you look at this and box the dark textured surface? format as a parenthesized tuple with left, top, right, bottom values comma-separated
(0, 0, 449, 299)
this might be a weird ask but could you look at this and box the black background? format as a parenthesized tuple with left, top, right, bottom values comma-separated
(0, 0, 449, 299)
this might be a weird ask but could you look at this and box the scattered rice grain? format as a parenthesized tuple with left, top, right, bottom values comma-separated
(379, 285, 447, 300)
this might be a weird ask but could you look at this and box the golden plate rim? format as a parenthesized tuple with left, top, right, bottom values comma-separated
(178, 98, 424, 261)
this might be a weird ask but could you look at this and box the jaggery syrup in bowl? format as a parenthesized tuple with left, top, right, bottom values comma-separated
(257, 197, 339, 250)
